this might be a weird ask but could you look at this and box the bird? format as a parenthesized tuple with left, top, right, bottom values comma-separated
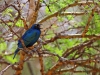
(13, 24, 41, 59)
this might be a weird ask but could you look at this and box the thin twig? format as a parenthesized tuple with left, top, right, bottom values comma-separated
(0, 64, 13, 75)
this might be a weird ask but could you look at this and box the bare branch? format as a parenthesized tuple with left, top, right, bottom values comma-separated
(0, 65, 13, 75)
(38, 1, 97, 23)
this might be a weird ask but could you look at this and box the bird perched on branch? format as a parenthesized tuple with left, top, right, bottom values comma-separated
(13, 24, 41, 59)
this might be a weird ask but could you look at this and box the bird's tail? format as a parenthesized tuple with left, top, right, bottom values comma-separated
(13, 48, 20, 59)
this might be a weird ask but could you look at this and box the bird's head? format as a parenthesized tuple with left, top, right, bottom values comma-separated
(32, 24, 41, 29)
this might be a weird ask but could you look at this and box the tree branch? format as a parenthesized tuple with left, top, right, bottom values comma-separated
(38, 1, 97, 23)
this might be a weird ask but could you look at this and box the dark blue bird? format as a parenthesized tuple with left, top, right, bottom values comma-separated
(13, 24, 41, 59)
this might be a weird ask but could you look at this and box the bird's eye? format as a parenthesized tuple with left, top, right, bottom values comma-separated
(35, 24, 40, 29)
(37, 24, 40, 27)
(35, 24, 38, 27)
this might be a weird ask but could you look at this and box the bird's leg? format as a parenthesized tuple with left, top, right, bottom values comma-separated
(18, 47, 29, 54)
(24, 47, 39, 62)
(25, 39, 43, 59)
(32, 40, 42, 53)
(27, 47, 34, 54)
(18, 47, 33, 58)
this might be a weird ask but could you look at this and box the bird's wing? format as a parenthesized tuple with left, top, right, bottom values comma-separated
(22, 29, 32, 38)
(22, 29, 38, 46)
(17, 29, 32, 47)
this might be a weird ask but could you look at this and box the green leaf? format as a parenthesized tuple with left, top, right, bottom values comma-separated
(0, 42, 7, 53)
(15, 19, 24, 27)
